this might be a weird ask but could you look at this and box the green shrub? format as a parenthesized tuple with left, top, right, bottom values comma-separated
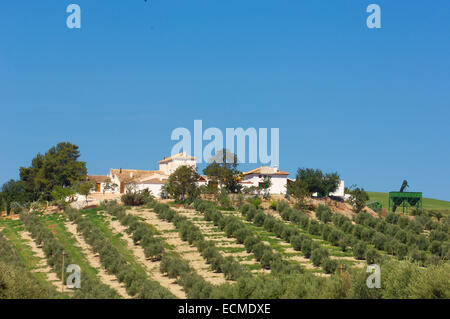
(372, 233, 386, 251)
(263, 215, 276, 232)
(254, 212, 266, 227)
(365, 248, 380, 264)
(234, 228, 252, 244)
(395, 242, 408, 259)
(247, 197, 262, 208)
(290, 236, 303, 251)
(280, 208, 292, 221)
(353, 241, 367, 260)
(430, 241, 442, 256)
(311, 248, 329, 267)
(261, 251, 273, 269)
(323, 258, 338, 274)
(409, 249, 427, 266)
(308, 220, 321, 236)
(430, 230, 448, 242)
(301, 238, 314, 258)
(276, 200, 290, 213)
(269, 200, 278, 210)
(121, 190, 153, 206)
(244, 236, 260, 253)
(160, 254, 190, 279)
(316, 205, 332, 223)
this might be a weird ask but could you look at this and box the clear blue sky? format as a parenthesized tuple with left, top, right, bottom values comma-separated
(1, 1, 449, 200)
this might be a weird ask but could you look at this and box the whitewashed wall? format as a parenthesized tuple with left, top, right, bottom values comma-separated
(160, 158, 196, 175)
(135, 183, 165, 198)
(329, 180, 345, 197)
(242, 174, 288, 194)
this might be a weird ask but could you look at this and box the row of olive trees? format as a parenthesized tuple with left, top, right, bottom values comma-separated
(98, 202, 450, 299)
(210, 258, 450, 299)
(353, 211, 449, 262)
(102, 201, 164, 260)
(193, 199, 305, 274)
(151, 201, 249, 281)
(65, 207, 175, 298)
(241, 202, 340, 274)
(277, 202, 429, 266)
(102, 200, 217, 298)
(19, 211, 120, 299)
(295, 203, 447, 266)
(0, 232, 61, 298)
(384, 211, 449, 242)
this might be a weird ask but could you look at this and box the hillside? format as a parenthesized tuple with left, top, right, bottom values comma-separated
(1, 198, 449, 299)
(367, 191, 450, 212)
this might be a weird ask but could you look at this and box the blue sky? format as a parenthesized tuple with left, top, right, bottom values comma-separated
(1, 1, 449, 200)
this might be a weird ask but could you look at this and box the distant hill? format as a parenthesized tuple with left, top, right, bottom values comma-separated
(366, 191, 450, 211)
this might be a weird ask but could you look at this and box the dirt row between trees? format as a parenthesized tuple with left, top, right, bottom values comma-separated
(64, 221, 131, 298)
(168, 206, 366, 274)
(19, 230, 70, 294)
(104, 216, 187, 298)
(126, 208, 229, 285)
(264, 209, 366, 268)
(220, 210, 325, 271)
(170, 207, 268, 274)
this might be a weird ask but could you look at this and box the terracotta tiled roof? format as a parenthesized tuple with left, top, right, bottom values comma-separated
(158, 152, 196, 164)
(110, 169, 163, 183)
(243, 166, 289, 176)
(87, 175, 109, 183)
(139, 177, 169, 184)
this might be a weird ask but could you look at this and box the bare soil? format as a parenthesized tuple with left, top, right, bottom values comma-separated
(19, 231, 71, 294)
(126, 208, 228, 285)
(106, 217, 188, 298)
(171, 207, 266, 273)
(64, 222, 131, 298)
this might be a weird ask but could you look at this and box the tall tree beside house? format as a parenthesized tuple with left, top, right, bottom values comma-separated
(287, 168, 340, 207)
(288, 168, 340, 197)
(286, 178, 309, 208)
(0, 180, 27, 215)
(322, 172, 341, 196)
(346, 185, 370, 213)
(166, 165, 200, 202)
(203, 149, 242, 193)
(19, 142, 87, 201)
(50, 186, 75, 208)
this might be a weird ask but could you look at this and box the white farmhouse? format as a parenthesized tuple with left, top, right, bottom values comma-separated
(329, 180, 345, 198)
(104, 152, 197, 197)
(241, 166, 289, 195)
(109, 169, 163, 194)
